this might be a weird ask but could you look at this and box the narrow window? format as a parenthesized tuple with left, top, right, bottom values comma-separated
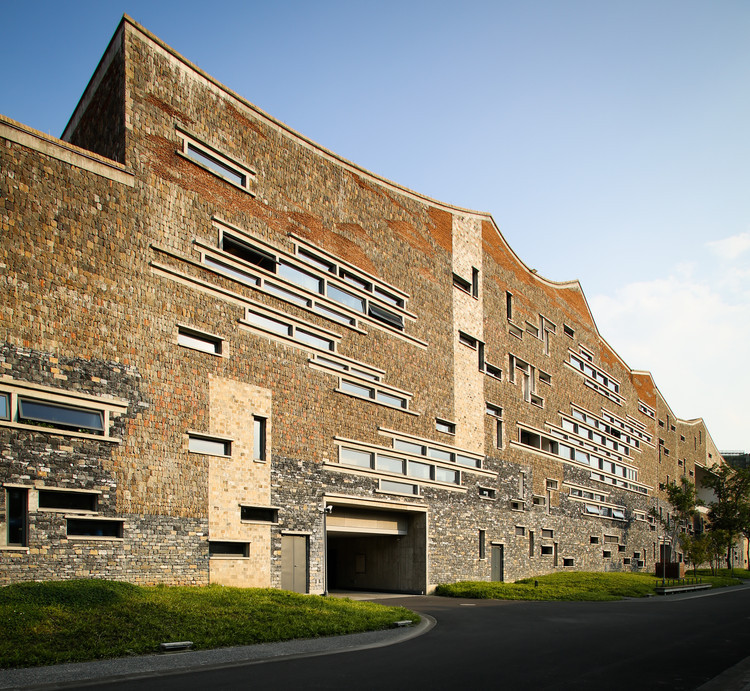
(178, 326, 223, 355)
(209, 541, 249, 557)
(186, 143, 247, 188)
(542, 529, 554, 538)
(478, 487, 496, 499)
(495, 419, 503, 449)
(222, 235, 276, 272)
(253, 416, 267, 461)
(506, 292, 513, 321)
(0, 393, 9, 420)
(188, 434, 231, 457)
(240, 506, 278, 523)
(38, 490, 97, 512)
(435, 419, 456, 435)
(471, 267, 479, 298)
(479, 529, 486, 559)
(379, 479, 418, 495)
(67, 518, 123, 538)
(529, 531, 535, 557)
(18, 398, 104, 435)
(6, 488, 28, 546)
(376, 391, 407, 409)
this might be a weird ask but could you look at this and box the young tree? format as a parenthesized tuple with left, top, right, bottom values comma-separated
(650, 476, 701, 576)
(702, 465, 750, 576)
(679, 532, 710, 576)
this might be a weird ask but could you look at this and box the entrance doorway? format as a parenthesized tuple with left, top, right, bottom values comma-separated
(281, 535, 308, 593)
(491, 544, 504, 582)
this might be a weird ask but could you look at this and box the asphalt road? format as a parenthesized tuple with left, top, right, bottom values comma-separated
(8, 586, 750, 691)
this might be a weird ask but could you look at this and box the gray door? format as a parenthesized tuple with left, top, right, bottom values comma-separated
(281, 535, 308, 593)
(491, 544, 504, 582)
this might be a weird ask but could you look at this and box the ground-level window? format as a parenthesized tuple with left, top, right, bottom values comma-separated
(209, 541, 249, 558)
(6, 487, 28, 546)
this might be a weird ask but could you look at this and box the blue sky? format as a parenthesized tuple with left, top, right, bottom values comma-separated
(2, 1, 749, 450)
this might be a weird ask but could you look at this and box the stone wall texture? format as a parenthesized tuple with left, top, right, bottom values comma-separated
(1, 16, 743, 589)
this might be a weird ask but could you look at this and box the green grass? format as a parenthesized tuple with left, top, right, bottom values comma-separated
(435, 571, 744, 601)
(0, 580, 420, 669)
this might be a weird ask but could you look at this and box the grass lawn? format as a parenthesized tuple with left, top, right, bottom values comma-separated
(0, 580, 420, 669)
(435, 570, 744, 601)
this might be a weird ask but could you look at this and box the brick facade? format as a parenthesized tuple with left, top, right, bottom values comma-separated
(1, 16, 741, 591)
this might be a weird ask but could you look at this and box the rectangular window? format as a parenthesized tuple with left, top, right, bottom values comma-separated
(368, 304, 404, 330)
(38, 490, 97, 512)
(456, 454, 481, 468)
(545, 479, 559, 491)
(222, 234, 276, 272)
(327, 284, 365, 312)
(435, 467, 459, 484)
(373, 286, 404, 308)
(539, 371, 551, 385)
(515, 526, 526, 536)
(506, 292, 513, 321)
(246, 310, 292, 337)
(209, 541, 249, 558)
(564, 324, 574, 338)
(240, 506, 278, 523)
(340, 447, 373, 468)
(186, 143, 248, 188)
(479, 487, 496, 499)
(253, 416, 266, 461)
(407, 461, 432, 480)
(205, 256, 260, 286)
(459, 332, 478, 349)
(590, 536, 600, 544)
(603, 550, 612, 558)
(541, 545, 553, 556)
(298, 248, 336, 273)
(340, 270, 372, 292)
(563, 558, 574, 567)
(377, 455, 405, 474)
(375, 391, 407, 408)
(529, 531, 535, 557)
(472, 268, 480, 298)
(0, 393, 8, 420)
(542, 529, 554, 538)
(479, 529, 486, 559)
(178, 326, 223, 355)
(393, 439, 425, 456)
(435, 419, 456, 435)
(278, 261, 323, 294)
(188, 434, 231, 457)
(295, 329, 334, 351)
(485, 363, 502, 380)
(18, 398, 104, 435)
(379, 479, 418, 495)
(67, 518, 123, 539)
(6, 488, 28, 546)
(427, 447, 453, 462)
(453, 273, 471, 293)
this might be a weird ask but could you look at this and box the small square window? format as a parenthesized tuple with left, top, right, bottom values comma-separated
(515, 526, 526, 536)
(479, 486, 496, 500)
(602, 550, 612, 558)
(590, 536, 600, 544)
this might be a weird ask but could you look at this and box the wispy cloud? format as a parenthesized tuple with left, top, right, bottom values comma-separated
(706, 231, 750, 261)
(590, 268, 750, 451)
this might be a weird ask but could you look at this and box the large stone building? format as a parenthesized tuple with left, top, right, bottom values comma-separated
(0, 16, 738, 591)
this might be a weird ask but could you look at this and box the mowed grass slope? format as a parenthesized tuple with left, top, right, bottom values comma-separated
(0, 580, 420, 669)
(436, 571, 743, 601)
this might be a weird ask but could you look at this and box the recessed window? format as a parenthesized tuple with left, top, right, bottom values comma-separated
(298, 248, 336, 273)
(368, 304, 404, 330)
(376, 391, 407, 408)
(6, 488, 28, 547)
(459, 332, 478, 349)
(485, 363, 502, 380)
(533, 495, 546, 506)
(511, 500, 524, 511)
(541, 545, 553, 556)
(18, 398, 104, 435)
(253, 416, 267, 462)
(563, 324, 574, 338)
(623, 557, 631, 565)
(539, 371, 551, 385)
(479, 529, 486, 559)
(240, 506, 278, 523)
(0, 393, 8, 420)
(618, 545, 626, 553)
(479, 486, 496, 499)
(209, 541, 249, 558)
(506, 292, 513, 321)
(278, 261, 323, 294)
(453, 273, 471, 293)
(546, 479, 559, 491)
(67, 518, 123, 539)
(377, 455, 405, 473)
(542, 529, 554, 538)
(340, 447, 374, 468)
(515, 526, 526, 536)
(327, 284, 365, 312)
(379, 479, 418, 495)
(472, 268, 480, 298)
(222, 234, 276, 272)
(178, 326, 223, 355)
(296, 328, 334, 351)
(393, 439, 425, 456)
(590, 536, 600, 544)
(341, 270, 372, 292)
(563, 558, 574, 567)
(435, 467, 459, 484)
(435, 419, 456, 435)
(186, 143, 248, 188)
(38, 490, 97, 512)
(188, 434, 231, 457)
(603, 550, 612, 558)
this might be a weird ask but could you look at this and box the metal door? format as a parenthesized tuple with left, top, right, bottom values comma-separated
(491, 544, 504, 582)
(281, 535, 308, 593)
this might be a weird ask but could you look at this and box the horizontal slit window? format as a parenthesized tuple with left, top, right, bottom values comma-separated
(374, 286, 403, 308)
(376, 391, 407, 408)
(18, 398, 104, 434)
(186, 143, 247, 188)
(327, 284, 365, 312)
(209, 541, 249, 557)
(265, 282, 311, 307)
(380, 479, 418, 495)
(188, 434, 231, 456)
(67, 518, 123, 538)
(178, 327, 222, 355)
(435, 419, 456, 434)
(296, 329, 334, 351)
(240, 506, 278, 523)
(393, 439, 425, 456)
(222, 235, 276, 272)
(278, 261, 323, 294)
(204, 256, 260, 286)
(341, 270, 372, 292)
(435, 467, 459, 484)
(368, 303, 404, 330)
(340, 447, 373, 468)
(453, 273, 471, 293)
(246, 311, 292, 337)
(298, 248, 336, 273)
(312, 302, 356, 325)
(39, 490, 97, 512)
(377, 455, 405, 474)
(428, 447, 453, 462)
(340, 380, 374, 399)
(407, 461, 432, 480)
(456, 454, 481, 468)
